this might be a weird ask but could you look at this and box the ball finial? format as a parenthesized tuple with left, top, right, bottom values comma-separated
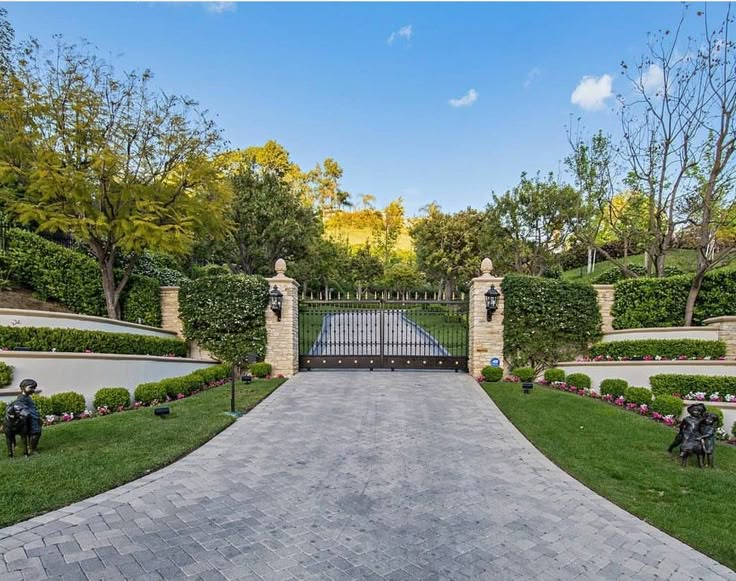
(480, 257, 493, 275)
(275, 258, 287, 275)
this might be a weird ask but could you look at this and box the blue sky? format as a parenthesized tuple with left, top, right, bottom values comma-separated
(1, 2, 717, 214)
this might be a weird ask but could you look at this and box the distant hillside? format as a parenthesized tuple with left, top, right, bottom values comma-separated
(323, 210, 414, 253)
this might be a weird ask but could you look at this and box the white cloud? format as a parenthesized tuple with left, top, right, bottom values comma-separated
(524, 67, 541, 88)
(387, 25, 413, 45)
(570, 74, 614, 111)
(641, 64, 664, 96)
(449, 88, 478, 108)
(206, 2, 236, 14)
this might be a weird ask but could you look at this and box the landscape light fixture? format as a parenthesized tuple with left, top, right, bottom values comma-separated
(154, 406, 170, 418)
(269, 285, 283, 321)
(485, 285, 500, 321)
(522, 382, 534, 395)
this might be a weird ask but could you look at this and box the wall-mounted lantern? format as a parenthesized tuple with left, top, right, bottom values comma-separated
(269, 285, 283, 321)
(485, 284, 500, 321)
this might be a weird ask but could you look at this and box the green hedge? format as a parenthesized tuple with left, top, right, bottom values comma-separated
(481, 366, 504, 382)
(93, 388, 131, 410)
(566, 373, 591, 389)
(612, 269, 736, 329)
(31, 394, 53, 417)
(49, 392, 86, 415)
(651, 395, 684, 417)
(502, 274, 601, 369)
(589, 339, 726, 360)
(0, 326, 186, 357)
(600, 378, 628, 397)
(650, 374, 736, 398)
(0, 362, 12, 387)
(543, 368, 565, 383)
(625, 387, 652, 406)
(133, 364, 231, 405)
(180, 275, 269, 365)
(0, 229, 161, 326)
(0, 400, 5, 418)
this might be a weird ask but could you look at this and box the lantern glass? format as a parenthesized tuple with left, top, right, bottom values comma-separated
(485, 285, 500, 320)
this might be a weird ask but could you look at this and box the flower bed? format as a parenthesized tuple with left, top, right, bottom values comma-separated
(542, 380, 736, 444)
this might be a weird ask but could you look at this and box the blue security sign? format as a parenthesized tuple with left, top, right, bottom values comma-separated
(490, 357, 500, 368)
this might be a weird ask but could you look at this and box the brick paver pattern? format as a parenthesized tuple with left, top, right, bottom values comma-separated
(1, 372, 734, 581)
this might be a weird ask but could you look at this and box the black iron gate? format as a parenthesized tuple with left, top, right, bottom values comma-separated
(298, 296, 468, 371)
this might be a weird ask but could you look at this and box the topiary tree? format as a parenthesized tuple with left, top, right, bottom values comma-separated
(625, 387, 652, 406)
(512, 367, 536, 382)
(179, 274, 269, 366)
(651, 395, 683, 418)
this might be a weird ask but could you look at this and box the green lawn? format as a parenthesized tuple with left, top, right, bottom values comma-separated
(562, 249, 717, 283)
(0, 378, 285, 527)
(404, 307, 468, 356)
(482, 382, 736, 570)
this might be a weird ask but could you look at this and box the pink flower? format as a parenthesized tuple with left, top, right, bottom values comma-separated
(176, 393, 186, 400)
(97, 406, 109, 416)
(638, 404, 649, 416)
(652, 411, 663, 421)
(133, 401, 142, 408)
(615, 396, 625, 407)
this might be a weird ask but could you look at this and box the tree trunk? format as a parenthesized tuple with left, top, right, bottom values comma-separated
(586, 247, 593, 275)
(684, 269, 707, 327)
(100, 259, 122, 320)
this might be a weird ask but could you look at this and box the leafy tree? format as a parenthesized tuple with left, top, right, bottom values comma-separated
(411, 204, 485, 296)
(381, 260, 426, 294)
(349, 242, 383, 297)
(372, 198, 405, 266)
(0, 39, 228, 319)
(488, 172, 581, 276)
(226, 166, 321, 275)
(0, 8, 13, 74)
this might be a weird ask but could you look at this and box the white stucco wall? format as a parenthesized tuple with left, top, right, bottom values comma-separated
(0, 308, 177, 339)
(557, 360, 736, 390)
(0, 352, 215, 406)
(601, 326, 719, 343)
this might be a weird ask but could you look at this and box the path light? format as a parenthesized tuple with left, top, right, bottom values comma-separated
(269, 285, 283, 321)
(154, 406, 170, 418)
(522, 382, 534, 395)
(485, 285, 500, 321)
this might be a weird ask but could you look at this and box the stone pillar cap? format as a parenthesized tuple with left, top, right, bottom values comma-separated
(481, 257, 493, 275)
(275, 258, 287, 275)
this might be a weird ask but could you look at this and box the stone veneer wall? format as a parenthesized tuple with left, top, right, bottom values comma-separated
(593, 285, 615, 334)
(468, 259, 504, 377)
(159, 286, 215, 361)
(703, 316, 736, 359)
(264, 259, 299, 377)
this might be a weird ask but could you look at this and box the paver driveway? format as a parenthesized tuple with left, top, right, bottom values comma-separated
(1, 372, 734, 581)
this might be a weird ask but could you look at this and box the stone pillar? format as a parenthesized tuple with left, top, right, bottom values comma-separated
(593, 284, 615, 334)
(468, 258, 504, 377)
(160, 286, 184, 337)
(703, 316, 736, 358)
(265, 259, 299, 377)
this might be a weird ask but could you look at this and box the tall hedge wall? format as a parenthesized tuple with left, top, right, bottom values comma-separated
(502, 274, 602, 369)
(179, 275, 269, 365)
(0, 228, 162, 326)
(612, 269, 736, 329)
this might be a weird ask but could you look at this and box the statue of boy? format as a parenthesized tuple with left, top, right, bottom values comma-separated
(668, 402, 705, 454)
(14, 379, 42, 453)
(698, 412, 718, 468)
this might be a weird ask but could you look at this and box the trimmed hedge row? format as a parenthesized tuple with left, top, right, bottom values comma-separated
(589, 339, 726, 360)
(0, 326, 186, 357)
(0, 228, 162, 326)
(625, 386, 652, 405)
(650, 374, 736, 398)
(543, 368, 565, 383)
(133, 364, 232, 405)
(502, 274, 602, 369)
(612, 269, 736, 329)
(30, 392, 85, 415)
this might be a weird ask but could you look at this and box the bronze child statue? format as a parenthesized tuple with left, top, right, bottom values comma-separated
(697, 412, 718, 469)
(4, 378, 42, 458)
(668, 402, 706, 467)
